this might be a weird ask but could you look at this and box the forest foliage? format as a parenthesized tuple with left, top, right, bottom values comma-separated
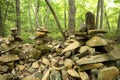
(0, 0, 120, 43)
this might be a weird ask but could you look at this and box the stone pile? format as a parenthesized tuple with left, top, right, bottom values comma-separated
(0, 28, 120, 80)
(0, 27, 52, 80)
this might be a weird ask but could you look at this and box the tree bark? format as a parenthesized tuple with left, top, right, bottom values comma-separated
(3, 1, 9, 23)
(117, 13, 120, 32)
(35, 0, 40, 28)
(30, 0, 39, 29)
(68, 0, 76, 35)
(100, 0, 104, 29)
(0, 4, 3, 36)
(45, 6, 49, 27)
(96, 0, 101, 29)
(41, 13, 45, 26)
(28, 1, 33, 33)
(64, 0, 67, 29)
(45, 0, 66, 40)
(0, 2, 5, 36)
(116, 13, 120, 43)
(16, 0, 21, 35)
(104, 7, 110, 29)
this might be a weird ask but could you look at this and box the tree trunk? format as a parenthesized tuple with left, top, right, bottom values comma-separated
(16, 0, 21, 35)
(45, 0, 66, 40)
(41, 13, 45, 26)
(28, 1, 33, 33)
(100, 0, 104, 29)
(0, 4, 4, 36)
(117, 13, 120, 33)
(3, 1, 9, 23)
(104, 7, 110, 29)
(64, 0, 67, 29)
(35, 0, 40, 28)
(116, 13, 120, 43)
(45, 6, 49, 27)
(68, 0, 76, 35)
(0, 4, 2, 30)
(96, 0, 101, 29)
(30, 0, 40, 29)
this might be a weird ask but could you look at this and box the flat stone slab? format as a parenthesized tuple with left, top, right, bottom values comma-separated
(64, 59, 74, 69)
(0, 75, 7, 80)
(76, 49, 120, 65)
(97, 67, 119, 80)
(67, 69, 80, 78)
(0, 65, 9, 72)
(79, 63, 104, 71)
(86, 36, 108, 47)
(79, 46, 95, 55)
(0, 54, 20, 62)
(88, 29, 107, 35)
(50, 70, 62, 80)
(22, 75, 36, 80)
(61, 70, 69, 80)
(78, 71, 89, 80)
(62, 40, 84, 53)
(41, 69, 50, 80)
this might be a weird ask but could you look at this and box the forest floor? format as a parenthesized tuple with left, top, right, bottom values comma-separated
(0, 29, 120, 80)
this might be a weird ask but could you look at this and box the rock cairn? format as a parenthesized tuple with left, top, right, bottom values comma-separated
(0, 28, 120, 80)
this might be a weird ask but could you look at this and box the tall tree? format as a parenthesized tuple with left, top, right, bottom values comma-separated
(68, 0, 76, 35)
(28, 0, 33, 33)
(0, 1, 5, 36)
(96, 0, 104, 29)
(0, 4, 3, 36)
(116, 13, 120, 43)
(64, 0, 67, 29)
(45, 6, 49, 27)
(96, 0, 101, 28)
(35, 0, 40, 28)
(104, 7, 110, 29)
(45, 0, 66, 40)
(3, 1, 9, 23)
(100, 0, 104, 29)
(16, 0, 21, 35)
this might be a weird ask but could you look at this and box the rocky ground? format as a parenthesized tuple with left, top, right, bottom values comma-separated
(0, 29, 120, 80)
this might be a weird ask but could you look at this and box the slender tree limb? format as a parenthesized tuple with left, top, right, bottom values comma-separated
(45, 0, 66, 40)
